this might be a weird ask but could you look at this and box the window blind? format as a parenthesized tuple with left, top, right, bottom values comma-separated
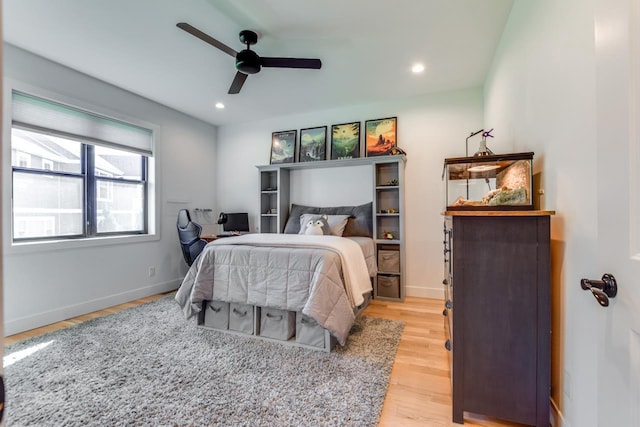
(12, 91, 153, 156)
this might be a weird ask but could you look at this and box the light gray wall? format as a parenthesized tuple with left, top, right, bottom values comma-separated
(289, 166, 372, 208)
(3, 45, 218, 335)
(216, 88, 484, 298)
(483, 0, 597, 425)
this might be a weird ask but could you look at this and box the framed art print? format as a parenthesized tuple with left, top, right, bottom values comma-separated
(365, 117, 397, 157)
(299, 126, 327, 162)
(270, 130, 296, 164)
(330, 121, 360, 160)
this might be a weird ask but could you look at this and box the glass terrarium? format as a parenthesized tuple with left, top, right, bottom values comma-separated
(443, 152, 534, 210)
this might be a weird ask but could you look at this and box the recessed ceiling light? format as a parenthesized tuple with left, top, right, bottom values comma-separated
(411, 63, 425, 73)
(215, 102, 225, 109)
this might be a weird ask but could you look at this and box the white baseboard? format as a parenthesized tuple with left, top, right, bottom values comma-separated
(4, 279, 182, 336)
(405, 285, 444, 300)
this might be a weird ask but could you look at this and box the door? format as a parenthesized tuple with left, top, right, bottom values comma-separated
(0, 7, 5, 424)
(594, 0, 640, 425)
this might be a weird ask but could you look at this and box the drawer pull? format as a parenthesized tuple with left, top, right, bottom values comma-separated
(445, 299, 452, 309)
(442, 309, 447, 316)
(265, 312, 283, 321)
(232, 308, 248, 317)
(442, 278, 449, 285)
(445, 340, 452, 351)
(301, 317, 317, 325)
(208, 305, 222, 313)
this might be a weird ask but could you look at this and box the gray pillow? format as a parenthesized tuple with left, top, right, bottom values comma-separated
(283, 202, 373, 237)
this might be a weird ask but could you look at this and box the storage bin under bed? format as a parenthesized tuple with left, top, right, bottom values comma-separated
(203, 300, 229, 330)
(229, 303, 256, 334)
(259, 307, 295, 340)
(197, 302, 343, 352)
(295, 313, 326, 348)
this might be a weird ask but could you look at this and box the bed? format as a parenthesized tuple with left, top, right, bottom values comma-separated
(175, 202, 376, 350)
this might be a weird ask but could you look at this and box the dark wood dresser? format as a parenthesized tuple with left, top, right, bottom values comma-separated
(443, 211, 553, 426)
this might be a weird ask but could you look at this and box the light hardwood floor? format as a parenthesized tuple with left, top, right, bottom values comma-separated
(6, 294, 525, 427)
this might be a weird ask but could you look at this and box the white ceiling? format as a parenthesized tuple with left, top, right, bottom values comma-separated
(3, 0, 514, 127)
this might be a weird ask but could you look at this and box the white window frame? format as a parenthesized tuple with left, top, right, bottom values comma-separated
(4, 79, 161, 255)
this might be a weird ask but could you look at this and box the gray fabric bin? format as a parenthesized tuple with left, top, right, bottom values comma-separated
(378, 250, 400, 273)
(259, 307, 295, 340)
(229, 303, 255, 334)
(377, 275, 400, 299)
(203, 300, 229, 330)
(296, 313, 326, 348)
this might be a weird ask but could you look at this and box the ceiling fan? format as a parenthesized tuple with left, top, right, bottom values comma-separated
(177, 23, 322, 94)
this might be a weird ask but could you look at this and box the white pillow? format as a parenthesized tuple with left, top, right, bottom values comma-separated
(298, 213, 350, 236)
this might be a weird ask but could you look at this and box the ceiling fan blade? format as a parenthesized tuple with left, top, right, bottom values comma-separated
(176, 22, 237, 58)
(261, 57, 322, 69)
(228, 71, 248, 94)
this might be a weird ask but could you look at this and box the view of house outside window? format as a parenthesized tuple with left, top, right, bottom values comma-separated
(11, 127, 147, 240)
(94, 145, 145, 233)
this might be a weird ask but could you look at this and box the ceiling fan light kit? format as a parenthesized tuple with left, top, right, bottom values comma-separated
(235, 49, 261, 75)
(177, 23, 322, 94)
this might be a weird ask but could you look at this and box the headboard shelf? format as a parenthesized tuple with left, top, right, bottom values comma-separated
(257, 154, 406, 301)
(256, 154, 405, 172)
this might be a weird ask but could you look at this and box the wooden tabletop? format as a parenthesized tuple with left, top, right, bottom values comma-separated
(444, 210, 555, 216)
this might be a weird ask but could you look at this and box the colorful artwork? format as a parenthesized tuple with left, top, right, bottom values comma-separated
(365, 117, 397, 157)
(299, 126, 327, 162)
(331, 122, 360, 160)
(270, 130, 296, 164)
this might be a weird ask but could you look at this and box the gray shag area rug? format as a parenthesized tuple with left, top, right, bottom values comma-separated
(5, 295, 404, 426)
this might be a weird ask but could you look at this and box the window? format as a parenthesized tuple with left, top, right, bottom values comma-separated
(11, 91, 153, 242)
(94, 145, 146, 234)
